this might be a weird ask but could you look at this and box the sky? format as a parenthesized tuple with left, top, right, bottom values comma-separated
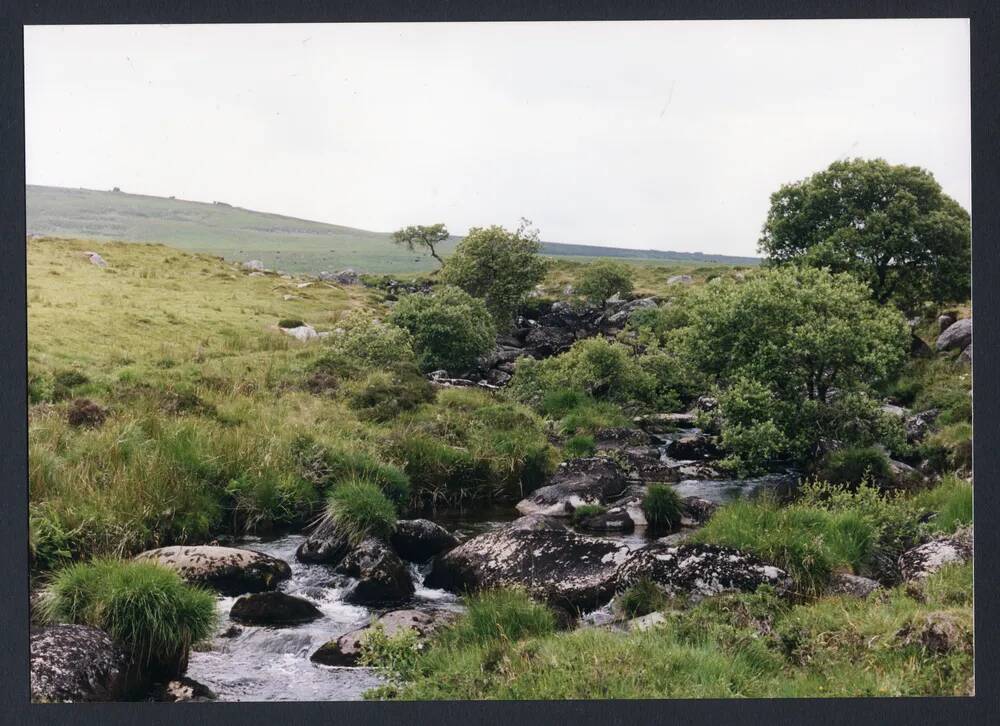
(24, 20, 970, 257)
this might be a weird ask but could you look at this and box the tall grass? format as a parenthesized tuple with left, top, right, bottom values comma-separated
(39, 559, 217, 670)
(318, 479, 397, 546)
(642, 484, 684, 531)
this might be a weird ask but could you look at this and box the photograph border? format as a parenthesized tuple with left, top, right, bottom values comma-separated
(1, 2, 996, 724)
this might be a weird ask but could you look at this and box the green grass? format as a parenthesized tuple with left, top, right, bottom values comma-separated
(571, 504, 606, 525)
(616, 578, 667, 619)
(564, 434, 596, 458)
(367, 565, 972, 700)
(641, 484, 684, 532)
(910, 475, 973, 534)
(320, 479, 398, 545)
(439, 589, 558, 648)
(39, 559, 217, 669)
(818, 446, 892, 489)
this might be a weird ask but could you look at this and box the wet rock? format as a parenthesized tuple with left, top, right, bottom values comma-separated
(899, 527, 973, 581)
(337, 539, 415, 605)
(936, 318, 972, 352)
(151, 676, 217, 702)
(134, 545, 291, 596)
(311, 609, 457, 667)
(30, 625, 128, 703)
(666, 432, 719, 460)
(425, 528, 631, 611)
(616, 543, 788, 601)
(523, 326, 576, 358)
(505, 514, 569, 532)
(390, 519, 459, 563)
(633, 412, 697, 432)
(230, 591, 323, 626)
(296, 529, 352, 566)
(620, 447, 679, 483)
(515, 457, 629, 517)
(681, 496, 718, 525)
(829, 573, 882, 598)
(593, 427, 652, 450)
(575, 508, 635, 534)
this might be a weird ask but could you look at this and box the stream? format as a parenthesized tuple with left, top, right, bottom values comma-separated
(186, 437, 794, 702)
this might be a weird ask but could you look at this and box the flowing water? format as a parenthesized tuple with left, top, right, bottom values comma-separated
(185, 436, 794, 701)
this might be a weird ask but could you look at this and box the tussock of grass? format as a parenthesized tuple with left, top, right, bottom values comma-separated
(616, 577, 667, 619)
(564, 434, 596, 458)
(641, 484, 684, 532)
(319, 479, 397, 545)
(39, 559, 217, 668)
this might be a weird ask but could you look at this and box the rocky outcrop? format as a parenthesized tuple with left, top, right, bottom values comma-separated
(311, 609, 457, 667)
(390, 519, 459, 563)
(296, 528, 351, 566)
(615, 543, 788, 601)
(425, 528, 632, 611)
(151, 676, 217, 702)
(229, 591, 323, 626)
(905, 409, 939, 444)
(888, 459, 925, 490)
(30, 625, 128, 703)
(515, 457, 629, 517)
(899, 527, 973, 581)
(505, 513, 569, 532)
(829, 573, 882, 598)
(574, 508, 635, 534)
(936, 318, 972, 352)
(337, 539, 415, 605)
(134, 545, 291, 596)
(282, 324, 319, 342)
(593, 427, 652, 450)
(665, 432, 720, 460)
(633, 412, 698, 433)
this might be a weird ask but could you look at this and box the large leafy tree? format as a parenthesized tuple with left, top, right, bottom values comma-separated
(759, 158, 970, 311)
(392, 223, 450, 269)
(440, 219, 549, 326)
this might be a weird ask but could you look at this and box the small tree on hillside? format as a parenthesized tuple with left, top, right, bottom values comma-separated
(392, 223, 450, 269)
(577, 260, 634, 306)
(759, 158, 971, 312)
(441, 219, 549, 327)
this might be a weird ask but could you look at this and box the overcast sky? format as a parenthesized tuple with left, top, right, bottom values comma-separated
(24, 20, 970, 256)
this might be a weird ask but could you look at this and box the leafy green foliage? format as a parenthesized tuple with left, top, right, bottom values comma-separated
(443, 589, 557, 647)
(571, 503, 606, 525)
(641, 484, 684, 531)
(346, 363, 435, 422)
(577, 260, 634, 304)
(818, 446, 893, 490)
(328, 310, 416, 367)
(392, 223, 450, 267)
(39, 559, 217, 667)
(910, 476, 973, 534)
(441, 220, 549, 326)
(389, 285, 496, 372)
(760, 158, 971, 311)
(321, 479, 398, 545)
(564, 434, 596, 458)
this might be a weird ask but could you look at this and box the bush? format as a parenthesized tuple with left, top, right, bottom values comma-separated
(277, 318, 305, 329)
(390, 432, 491, 506)
(443, 589, 557, 647)
(320, 479, 398, 545)
(617, 577, 667, 619)
(818, 446, 893, 490)
(441, 221, 549, 326)
(564, 434, 596, 458)
(389, 286, 497, 372)
(39, 559, 216, 670)
(577, 261, 634, 305)
(642, 484, 684, 531)
(347, 363, 435, 422)
(329, 310, 416, 367)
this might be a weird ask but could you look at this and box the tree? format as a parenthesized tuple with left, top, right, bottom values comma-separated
(440, 219, 549, 326)
(392, 224, 450, 269)
(759, 158, 971, 312)
(577, 260, 634, 305)
(389, 285, 497, 373)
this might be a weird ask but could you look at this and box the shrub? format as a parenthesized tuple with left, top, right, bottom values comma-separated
(329, 310, 416, 367)
(441, 220, 549, 326)
(277, 318, 305, 329)
(390, 432, 491, 506)
(320, 479, 397, 545)
(642, 484, 684, 531)
(818, 446, 893, 490)
(617, 577, 667, 619)
(54, 368, 90, 389)
(39, 559, 216, 670)
(389, 285, 496, 372)
(347, 363, 435, 422)
(442, 589, 557, 647)
(577, 261, 634, 305)
(564, 434, 596, 458)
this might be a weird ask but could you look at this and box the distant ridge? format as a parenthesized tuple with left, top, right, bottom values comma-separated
(26, 185, 759, 274)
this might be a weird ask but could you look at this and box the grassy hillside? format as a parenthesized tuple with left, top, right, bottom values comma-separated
(27, 185, 759, 274)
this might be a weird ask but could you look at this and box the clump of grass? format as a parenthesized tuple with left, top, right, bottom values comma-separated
(616, 577, 666, 619)
(277, 318, 305, 329)
(911, 475, 973, 534)
(320, 479, 398, 545)
(818, 446, 892, 489)
(39, 559, 217, 671)
(442, 589, 557, 648)
(389, 431, 491, 507)
(571, 503, 606, 526)
(642, 484, 684, 531)
(290, 434, 412, 507)
(920, 422, 972, 474)
(347, 364, 435, 422)
(564, 434, 596, 458)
